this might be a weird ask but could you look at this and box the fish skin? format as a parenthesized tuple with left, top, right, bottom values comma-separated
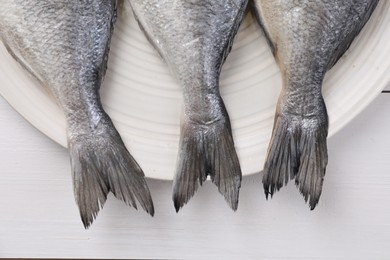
(129, 0, 248, 211)
(252, 0, 379, 209)
(0, 0, 154, 228)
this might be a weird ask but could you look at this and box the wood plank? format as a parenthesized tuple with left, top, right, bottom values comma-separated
(0, 93, 389, 259)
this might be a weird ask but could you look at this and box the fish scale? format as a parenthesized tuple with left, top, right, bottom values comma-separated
(0, 0, 154, 228)
(130, 0, 248, 211)
(252, 0, 379, 209)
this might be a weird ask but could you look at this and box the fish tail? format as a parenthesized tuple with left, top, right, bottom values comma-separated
(263, 112, 328, 209)
(69, 118, 154, 228)
(173, 118, 242, 212)
(295, 121, 328, 210)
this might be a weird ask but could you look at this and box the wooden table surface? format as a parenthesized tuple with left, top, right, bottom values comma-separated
(0, 87, 390, 259)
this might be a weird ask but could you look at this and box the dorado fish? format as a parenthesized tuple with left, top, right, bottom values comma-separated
(129, 0, 248, 211)
(252, 0, 379, 208)
(0, 0, 154, 228)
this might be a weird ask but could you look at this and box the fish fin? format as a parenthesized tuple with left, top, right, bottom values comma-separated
(3, 42, 45, 85)
(119, 0, 133, 17)
(173, 119, 242, 212)
(263, 113, 328, 209)
(328, 0, 379, 69)
(295, 120, 328, 210)
(250, 1, 277, 56)
(130, 10, 166, 61)
(69, 120, 154, 228)
(220, 0, 248, 65)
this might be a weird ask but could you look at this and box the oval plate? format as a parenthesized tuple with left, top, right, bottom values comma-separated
(0, 2, 389, 180)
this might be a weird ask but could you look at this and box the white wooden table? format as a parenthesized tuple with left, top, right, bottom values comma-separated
(1, 87, 390, 259)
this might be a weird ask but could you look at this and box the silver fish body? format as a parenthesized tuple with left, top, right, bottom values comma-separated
(252, 0, 379, 208)
(129, 0, 248, 211)
(0, 0, 154, 227)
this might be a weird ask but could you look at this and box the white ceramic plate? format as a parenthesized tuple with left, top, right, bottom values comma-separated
(0, 2, 389, 180)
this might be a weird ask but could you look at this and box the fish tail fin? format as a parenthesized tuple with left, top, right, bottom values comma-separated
(69, 119, 154, 228)
(295, 120, 328, 209)
(263, 112, 328, 209)
(173, 118, 242, 212)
